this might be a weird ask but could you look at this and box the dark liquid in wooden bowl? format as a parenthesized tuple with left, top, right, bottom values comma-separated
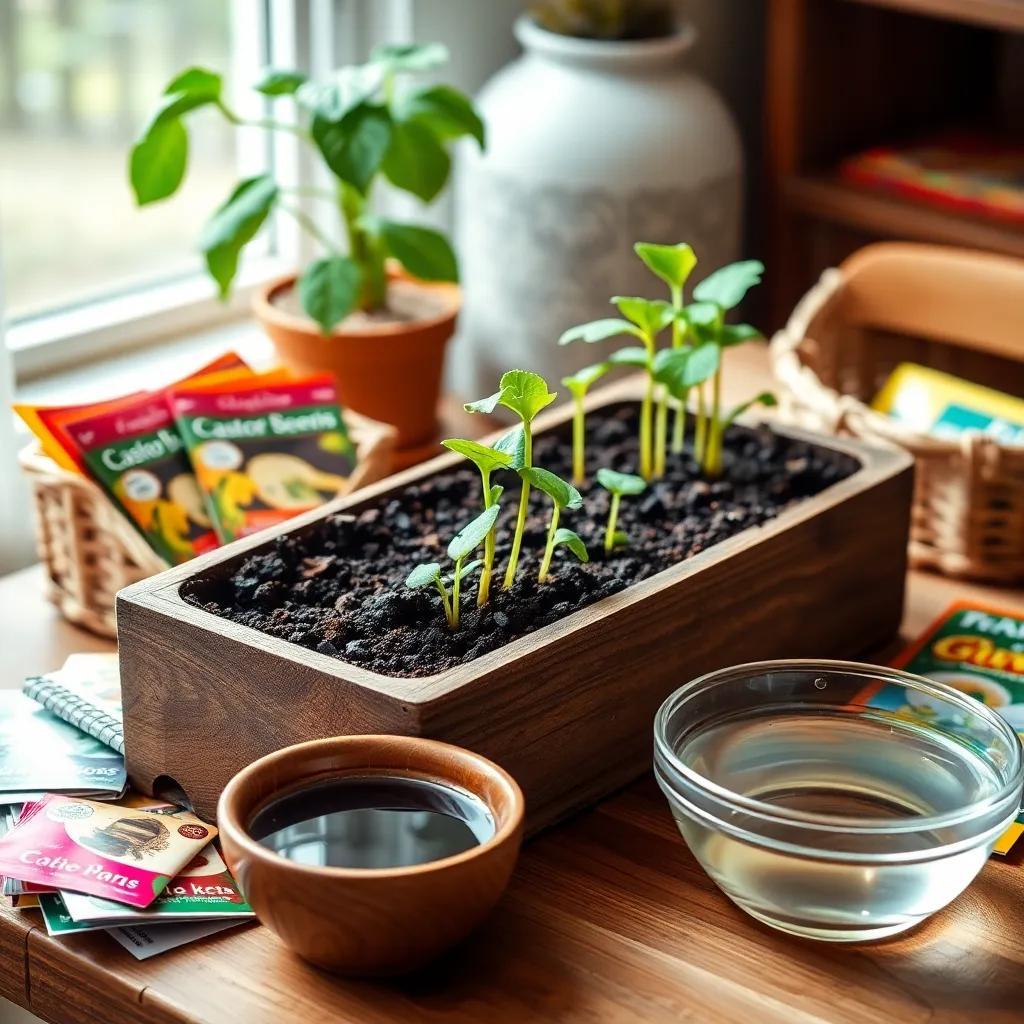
(248, 775, 495, 869)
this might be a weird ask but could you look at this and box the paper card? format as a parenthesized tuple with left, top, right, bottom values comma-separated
(108, 919, 244, 960)
(0, 796, 217, 908)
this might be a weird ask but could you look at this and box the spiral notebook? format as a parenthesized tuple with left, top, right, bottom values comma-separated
(22, 653, 124, 755)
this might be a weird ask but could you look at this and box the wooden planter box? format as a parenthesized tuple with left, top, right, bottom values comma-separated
(117, 380, 914, 829)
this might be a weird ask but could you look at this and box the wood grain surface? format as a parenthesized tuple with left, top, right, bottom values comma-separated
(3, 348, 1022, 1023)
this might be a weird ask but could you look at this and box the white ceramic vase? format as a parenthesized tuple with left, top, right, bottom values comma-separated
(454, 16, 743, 399)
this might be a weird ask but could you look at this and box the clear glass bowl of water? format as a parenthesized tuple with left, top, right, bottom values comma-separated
(654, 660, 1024, 942)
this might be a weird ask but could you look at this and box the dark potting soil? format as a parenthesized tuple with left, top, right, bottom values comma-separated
(181, 405, 859, 678)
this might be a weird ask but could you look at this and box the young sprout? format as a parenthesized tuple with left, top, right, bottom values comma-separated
(653, 338, 720, 463)
(521, 467, 588, 582)
(634, 242, 697, 464)
(690, 260, 764, 476)
(405, 558, 480, 629)
(559, 298, 673, 481)
(561, 362, 611, 485)
(446, 505, 500, 626)
(465, 370, 556, 589)
(441, 438, 515, 605)
(596, 468, 646, 554)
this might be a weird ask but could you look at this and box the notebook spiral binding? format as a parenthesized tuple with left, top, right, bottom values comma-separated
(22, 677, 124, 755)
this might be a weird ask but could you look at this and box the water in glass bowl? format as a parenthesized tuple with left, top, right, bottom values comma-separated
(674, 708, 1009, 941)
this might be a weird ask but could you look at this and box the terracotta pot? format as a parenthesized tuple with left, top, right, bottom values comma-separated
(253, 273, 460, 464)
(217, 735, 524, 976)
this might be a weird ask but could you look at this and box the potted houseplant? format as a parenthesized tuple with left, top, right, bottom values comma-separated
(453, 0, 742, 400)
(118, 242, 915, 829)
(129, 44, 484, 466)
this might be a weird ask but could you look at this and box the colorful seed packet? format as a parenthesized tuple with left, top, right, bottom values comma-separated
(0, 691, 126, 800)
(0, 795, 217, 908)
(865, 601, 1024, 856)
(108, 918, 245, 960)
(169, 372, 356, 543)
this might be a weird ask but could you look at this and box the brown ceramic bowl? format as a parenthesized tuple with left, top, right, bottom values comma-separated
(217, 735, 524, 976)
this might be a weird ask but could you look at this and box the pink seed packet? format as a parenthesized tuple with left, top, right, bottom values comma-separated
(0, 795, 217, 909)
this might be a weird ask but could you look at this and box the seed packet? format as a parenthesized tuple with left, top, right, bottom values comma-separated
(0, 795, 217, 908)
(864, 601, 1024, 855)
(108, 918, 244, 960)
(38, 843, 252, 934)
(873, 362, 1024, 444)
(0, 691, 126, 800)
(169, 373, 356, 542)
(14, 352, 247, 473)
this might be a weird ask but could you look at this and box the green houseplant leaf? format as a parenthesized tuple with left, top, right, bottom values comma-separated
(255, 68, 307, 96)
(522, 467, 582, 510)
(398, 84, 485, 147)
(374, 220, 458, 281)
(312, 104, 392, 194)
(299, 256, 362, 333)
(199, 174, 279, 298)
(297, 64, 384, 121)
(596, 468, 647, 496)
(634, 242, 696, 291)
(381, 120, 451, 201)
(558, 318, 641, 346)
(370, 42, 450, 73)
(129, 116, 188, 205)
(448, 505, 501, 562)
(693, 260, 764, 310)
(552, 527, 589, 562)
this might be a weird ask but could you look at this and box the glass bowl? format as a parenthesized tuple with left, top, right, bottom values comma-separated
(653, 660, 1024, 942)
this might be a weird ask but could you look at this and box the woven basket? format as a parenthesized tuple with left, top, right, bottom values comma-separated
(771, 242, 1024, 583)
(19, 410, 397, 637)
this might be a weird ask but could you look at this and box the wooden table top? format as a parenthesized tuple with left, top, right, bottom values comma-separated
(3, 351, 1024, 1023)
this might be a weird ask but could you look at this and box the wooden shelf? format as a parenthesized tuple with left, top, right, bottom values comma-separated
(783, 174, 1024, 259)
(844, 0, 1024, 33)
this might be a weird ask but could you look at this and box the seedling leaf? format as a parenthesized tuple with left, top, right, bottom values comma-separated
(608, 346, 649, 368)
(682, 301, 719, 327)
(447, 505, 501, 561)
(633, 242, 696, 291)
(492, 426, 526, 470)
(682, 341, 720, 388)
(720, 323, 761, 347)
(596, 468, 647, 496)
(693, 260, 764, 310)
(441, 438, 514, 475)
(558, 318, 641, 346)
(523, 467, 582, 510)
(611, 296, 675, 337)
(489, 483, 504, 505)
(406, 562, 441, 588)
(552, 528, 589, 563)
(443, 559, 482, 585)
(495, 369, 556, 424)
(723, 391, 777, 428)
(562, 361, 611, 398)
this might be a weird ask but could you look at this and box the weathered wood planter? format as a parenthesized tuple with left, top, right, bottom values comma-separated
(117, 380, 914, 829)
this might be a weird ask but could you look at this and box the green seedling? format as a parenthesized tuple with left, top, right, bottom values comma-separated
(405, 557, 481, 629)
(561, 362, 611, 485)
(465, 370, 556, 589)
(691, 260, 764, 476)
(446, 505, 500, 626)
(559, 297, 673, 481)
(441, 437, 514, 605)
(634, 242, 697, 467)
(522, 467, 588, 582)
(596, 468, 646, 554)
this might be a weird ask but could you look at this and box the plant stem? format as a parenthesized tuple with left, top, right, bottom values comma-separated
(654, 385, 668, 478)
(215, 100, 308, 138)
(502, 426, 533, 590)
(338, 182, 387, 311)
(640, 371, 654, 480)
(695, 383, 707, 465)
(451, 556, 463, 629)
(538, 505, 560, 582)
(478, 469, 495, 607)
(435, 578, 454, 628)
(706, 367, 724, 477)
(673, 391, 688, 454)
(604, 492, 621, 554)
(571, 396, 586, 485)
(279, 203, 341, 255)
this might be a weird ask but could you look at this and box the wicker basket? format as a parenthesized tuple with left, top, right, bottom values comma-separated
(19, 410, 397, 637)
(771, 242, 1024, 584)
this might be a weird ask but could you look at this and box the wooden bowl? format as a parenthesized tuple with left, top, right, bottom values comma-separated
(217, 735, 524, 975)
